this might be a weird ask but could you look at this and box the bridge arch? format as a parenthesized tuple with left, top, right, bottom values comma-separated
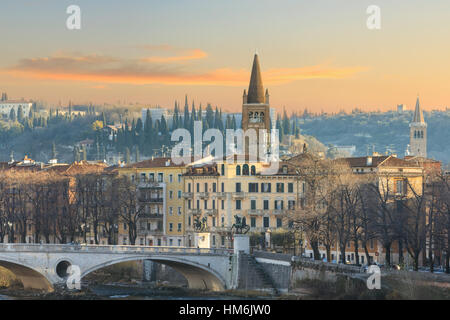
(0, 257, 53, 291)
(81, 255, 226, 291)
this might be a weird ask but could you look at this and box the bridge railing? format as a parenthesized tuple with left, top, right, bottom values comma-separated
(0, 243, 233, 255)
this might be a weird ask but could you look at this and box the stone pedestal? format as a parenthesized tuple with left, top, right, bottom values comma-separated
(196, 232, 211, 249)
(233, 234, 250, 254)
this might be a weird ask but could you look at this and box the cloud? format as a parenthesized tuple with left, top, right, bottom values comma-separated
(141, 49, 208, 63)
(5, 52, 368, 86)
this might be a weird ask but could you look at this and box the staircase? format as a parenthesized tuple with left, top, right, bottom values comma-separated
(239, 253, 279, 295)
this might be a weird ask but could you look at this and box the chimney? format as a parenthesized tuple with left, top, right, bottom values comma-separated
(366, 156, 373, 166)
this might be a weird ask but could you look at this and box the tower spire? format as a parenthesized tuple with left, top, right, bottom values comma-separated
(412, 96, 424, 123)
(247, 54, 265, 104)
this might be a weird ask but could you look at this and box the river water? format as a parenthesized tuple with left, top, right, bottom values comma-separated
(0, 283, 273, 300)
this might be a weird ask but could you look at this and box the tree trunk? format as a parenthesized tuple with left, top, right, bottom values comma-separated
(310, 240, 320, 260)
(445, 249, 450, 274)
(354, 239, 360, 265)
(384, 244, 391, 266)
(364, 244, 370, 265)
(325, 245, 331, 262)
(340, 245, 346, 264)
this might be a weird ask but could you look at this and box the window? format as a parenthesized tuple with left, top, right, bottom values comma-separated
(236, 165, 241, 176)
(276, 183, 284, 193)
(263, 217, 270, 228)
(235, 182, 241, 192)
(178, 174, 182, 183)
(204, 182, 208, 192)
(149, 173, 155, 182)
(275, 200, 284, 210)
(221, 236, 225, 246)
(243, 164, 249, 175)
(212, 182, 216, 192)
(169, 223, 173, 232)
(169, 174, 173, 183)
(221, 182, 224, 192)
(169, 207, 173, 215)
(188, 216, 191, 226)
(221, 200, 224, 210)
(221, 216, 225, 227)
(251, 200, 256, 210)
(395, 179, 405, 195)
(177, 223, 182, 232)
(169, 239, 173, 246)
(261, 183, 271, 193)
(212, 217, 216, 227)
(236, 200, 241, 210)
(178, 207, 182, 215)
(196, 199, 200, 208)
(169, 190, 173, 199)
(212, 235, 216, 246)
(250, 165, 256, 175)
(158, 173, 164, 182)
(212, 199, 216, 209)
(204, 200, 208, 209)
(282, 165, 288, 174)
(251, 217, 256, 228)
(263, 200, 269, 210)
(178, 190, 182, 199)
(123, 223, 127, 230)
(196, 183, 200, 192)
(248, 183, 258, 193)
(288, 183, 294, 193)
(288, 200, 296, 210)
(221, 164, 225, 175)
(188, 183, 191, 192)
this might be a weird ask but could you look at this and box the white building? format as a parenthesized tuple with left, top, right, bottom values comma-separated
(0, 97, 32, 119)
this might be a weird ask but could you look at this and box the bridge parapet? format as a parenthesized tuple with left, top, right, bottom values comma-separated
(0, 244, 233, 256)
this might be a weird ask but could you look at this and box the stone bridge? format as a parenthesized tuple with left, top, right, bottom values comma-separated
(0, 244, 237, 292)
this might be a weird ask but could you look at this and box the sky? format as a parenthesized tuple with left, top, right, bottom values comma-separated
(1, 0, 450, 114)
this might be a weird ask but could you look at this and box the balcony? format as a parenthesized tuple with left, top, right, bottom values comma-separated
(139, 197, 163, 203)
(205, 209, 218, 216)
(273, 209, 287, 215)
(188, 209, 201, 215)
(247, 209, 263, 216)
(214, 192, 226, 198)
(140, 212, 164, 219)
(198, 192, 209, 199)
(232, 192, 246, 199)
(182, 192, 193, 198)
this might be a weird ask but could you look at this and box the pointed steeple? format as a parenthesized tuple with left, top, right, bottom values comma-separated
(412, 96, 424, 123)
(247, 54, 265, 104)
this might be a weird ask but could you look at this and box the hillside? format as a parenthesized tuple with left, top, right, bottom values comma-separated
(299, 110, 450, 164)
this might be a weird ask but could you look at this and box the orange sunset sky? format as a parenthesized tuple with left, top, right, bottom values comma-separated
(1, 0, 450, 114)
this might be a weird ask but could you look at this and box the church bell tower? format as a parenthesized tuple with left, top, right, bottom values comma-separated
(241, 54, 271, 156)
(409, 96, 427, 158)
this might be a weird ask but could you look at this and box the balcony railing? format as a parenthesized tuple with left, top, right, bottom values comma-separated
(205, 209, 218, 216)
(214, 192, 226, 198)
(247, 209, 263, 215)
(198, 192, 209, 198)
(139, 197, 163, 203)
(232, 192, 246, 198)
(182, 192, 193, 198)
(188, 209, 201, 215)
